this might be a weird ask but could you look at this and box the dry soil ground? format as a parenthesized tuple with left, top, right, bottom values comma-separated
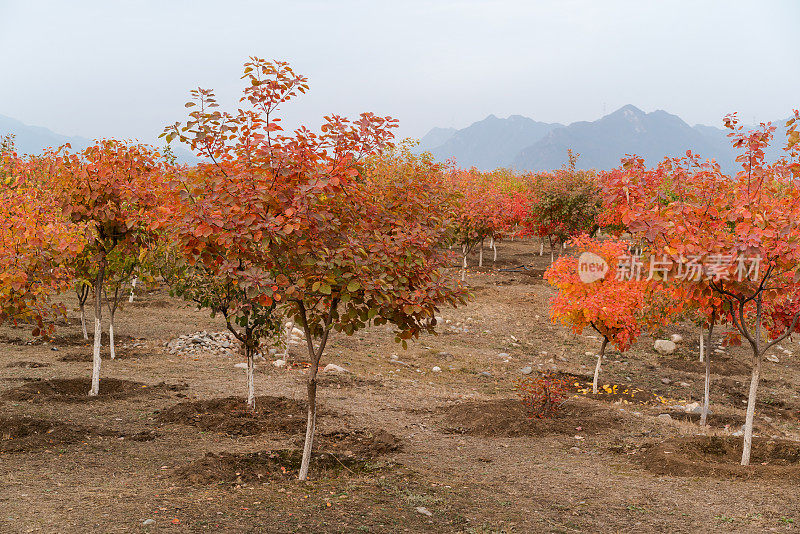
(1, 239, 799, 533)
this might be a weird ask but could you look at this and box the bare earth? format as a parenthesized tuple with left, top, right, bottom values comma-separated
(1, 239, 799, 533)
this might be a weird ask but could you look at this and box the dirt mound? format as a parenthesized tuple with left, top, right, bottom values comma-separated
(157, 396, 306, 436)
(441, 398, 626, 437)
(638, 436, 800, 480)
(296, 429, 402, 459)
(1, 378, 151, 402)
(177, 448, 382, 484)
(662, 356, 749, 377)
(0, 416, 156, 452)
(581, 385, 664, 405)
(5, 361, 50, 369)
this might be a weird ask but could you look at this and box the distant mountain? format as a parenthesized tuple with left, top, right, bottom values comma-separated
(0, 114, 198, 164)
(417, 127, 456, 152)
(513, 105, 735, 171)
(0, 114, 93, 154)
(419, 105, 790, 174)
(417, 114, 563, 170)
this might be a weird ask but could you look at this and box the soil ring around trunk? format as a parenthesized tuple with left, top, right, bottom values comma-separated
(637, 435, 800, 480)
(440, 398, 628, 437)
(156, 396, 308, 436)
(0, 416, 157, 453)
(291, 429, 402, 459)
(1, 378, 154, 402)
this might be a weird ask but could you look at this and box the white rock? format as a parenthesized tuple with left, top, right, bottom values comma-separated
(684, 401, 700, 412)
(766, 354, 780, 363)
(273, 359, 286, 368)
(521, 366, 533, 375)
(657, 414, 672, 421)
(415, 506, 433, 517)
(234, 362, 248, 369)
(679, 382, 691, 388)
(497, 353, 510, 358)
(323, 363, 349, 373)
(670, 334, 684, 343)
(654, 339, 676, 355)
(432, 366, 442, 372)
(143, 519, 156, 526)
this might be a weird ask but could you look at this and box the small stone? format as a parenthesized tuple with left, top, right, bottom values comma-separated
(520, 366, 533, 375)
(660, 377, 671, 384)
(323, 363, 349, 373)
(479, 371, 492, 378)
(143, 519, 156, 526)
(657, 413, 672, 421)
(273, 359, 286, 368)
(497, 352, 510, 359)
(51, 347, 59, 351)
(766, 354, 780, 363)
(432, 366, 442, 372)
(234, 362, 248, 369)
(670, 334, 684, 343)
(654, 339, 676, 355)
(585, 351, 594, 357)
(556, 355, 568, 362)
(415, 506, 433, 517)
(684, 401, 700, 412)
(679, 382, 691, 388)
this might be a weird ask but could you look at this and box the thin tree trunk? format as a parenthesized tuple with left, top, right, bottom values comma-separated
(492, 238, 497, 262)
(741, 298, 764, 466)
(79, 302, 88, 340)
(108, 310, 116, 360)
(592, 338, 608, 395)
(128, 277, 137, 303)
(246, 347, 255, 411)
(298, 301, 336, 481)
(699, 327, 704, 362)
(461, 245, 467, 282)
(89, 258, 105, 397)
(700, 321, 714, 427)
(741, 349, 762, 466)
(299, 365, 319, 481)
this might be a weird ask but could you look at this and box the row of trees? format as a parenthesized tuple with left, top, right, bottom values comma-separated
(2, 57, 798, 471)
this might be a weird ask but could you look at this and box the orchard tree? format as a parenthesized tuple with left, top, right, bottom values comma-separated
(516, 153, 602, 261)
(162, 58, 467, 479)
(53, 140, 165, 396)
(612, 114, 800, 465)
(0, 144, 83, 335)
(545, 236, 674, 393)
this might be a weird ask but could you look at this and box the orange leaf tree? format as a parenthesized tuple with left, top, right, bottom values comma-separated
(613, 113, 800, 465)
(0, 140, 82, 336)
(52, 140, 165, 396)
(544, 236, 671, 394)
(162, 58, 468, 479)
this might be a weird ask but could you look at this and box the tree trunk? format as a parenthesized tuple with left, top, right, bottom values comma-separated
(79, 302, 88, 340)
(461, 245, 467, 282)
(699, 327, 704, 363)
(299, 367, 318, 481)
(89, 258, 105, 397)
(700, 322, 714, 427)
(592, 338, 608, 395)
(492, 239, 497, 262)
(246, 348, 255, 411)
(539, 239, 544, 256)
(128, 277, 137, 303)
(741, 349, 762, 466)
(108, 309, 116, 360)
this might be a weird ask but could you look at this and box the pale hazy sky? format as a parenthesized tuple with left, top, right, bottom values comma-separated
(1, 0, 797, 145)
